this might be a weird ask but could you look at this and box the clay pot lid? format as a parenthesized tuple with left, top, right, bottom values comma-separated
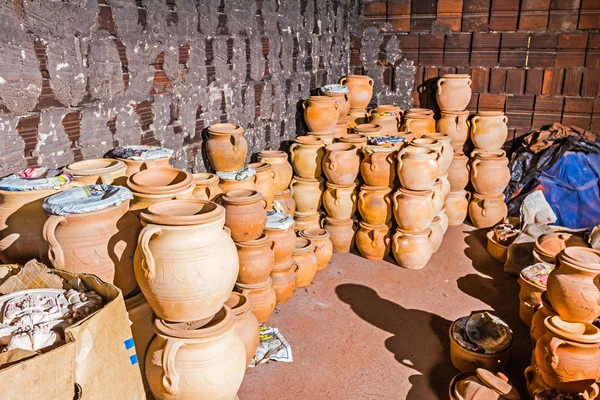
(475, 369, 520, 399)
(155, 306, 235, 338)
(544, 316, 600, 344)
(299, 228, 330, 240)
(294, 136, 325, 146)
(222, 189, 263, 205)
(338, 135, 367, 145)
(192, 172, 218, 184)
(235, 232, 270, 247)
(534, 232, 588, 259)
(207, 123, 243, 135)
(293, 237, 316, 254)
(127, 167, 193, 194)
(64, 159, 126, 176)
(236, 277, 273, 291)
(258, 150, 287, 159)
(560, 246, 600, 268)
(325, 180, 355, 189)
(361, 185, 392, 192)
(224, 292, 252, 316)
(141, 199, 224, 226)
(320, 84, 349, 93)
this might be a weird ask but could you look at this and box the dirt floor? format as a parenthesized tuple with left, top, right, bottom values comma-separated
(238, 224, 532, 400)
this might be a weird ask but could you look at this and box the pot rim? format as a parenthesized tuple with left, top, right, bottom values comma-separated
(344, 74, 372, 80)
(294, 175, 325, 184)
(544, 316, 600, 344)
(224, 292, 252, 316)
(410, 138, 442, 149)
(247, 162, 272, 173)
(235, 276, 273, 291)
(235, 232, 270, 247)
(401, 146, 437, 156)
(307, 131, 335, 136)
(395, 227, 431, 237)
(294, 211, 321, 218)
(294, 135, 325, 146)
(275, 188, 292, 196)
(207, 123, 243, 135)
(325, 142, 357, 152)
(272, 258, 295, 272)
(441, 110, 470, 116)
(374, 104, 402, 112)
(476, 111, 505, 117)
(360, 185, 392, 193)
(358, 220, 391, 230)
(325, 181, 356, 189)
(422, 133, 452, 143)
(222, 189, 263, 205)
(64, 159, 127, 176)
(258, 150, 287, 159)
(155, 306, 235, 339)
(441, 74, 471, 79)
(472, 193, 505, 201)
(45, 199, 129, 219)
(293, 237, 316, 254)
(338, 135, 367, 144)
(307, 95, 337, 103)
(127, 167, 193, 194)
(192, 172, 219, 184)
(407, 108, 433, 114)
(299, 228, 330, 240)
(448, 319, 513, 356)
(398, 187, 434, 197)
(324, 216, 355, 226)
(353, 123, 382, 133)
(141, 199, 224, 226)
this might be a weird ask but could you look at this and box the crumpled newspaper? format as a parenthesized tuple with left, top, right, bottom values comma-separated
(43, 185, 133, 215)
(216, 166, 256, 181)
(0, 168, 73, 191)
(249, 326, 293, 367)
(521, 190, 557, 226)
(107, 145, 173, 161)
(266, 206, 294, 230)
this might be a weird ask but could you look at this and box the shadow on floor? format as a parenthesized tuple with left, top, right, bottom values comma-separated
(336, 283, 454, 399)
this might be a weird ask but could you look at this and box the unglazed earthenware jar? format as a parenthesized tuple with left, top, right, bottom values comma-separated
(356, 221, 391, 261)
(401, 111, 436, 138)
(397, 146, 441, 191)
(447, 152, 470, 192)
(321, 85, 351, 124)
(438, 110, 470, 151)
(470, 150, 510, 196)
(333, 123, 349, 138)
(429, 216, 444, 253)
(217, 174, 258, 195)
(258, 150, 293, 193)
(353, 123, 383, 138)
(368, 105, 402, 135)
(303, 96, 339, 133)
(323, 216, 356, 254)
(221, 190, 268, 242)
(468, 193, 508, 229)
(358, 185, 392, 225)
(290, 176, 324, 214)
(392, 228, 433, 269)
(307, 131, 335, 145)
(470, 111, 508, 150)
(64, 159, 128, 186)
(206, 123, 248, 172)
(445, 190, 471, 226)
(299, 228, 333, 270)
(225, 292, 259, 368)
(534, 232, 589, 265)
(422, 134, 454, 173)
(125, 291, 156, 376)
(340, 75, 374, 109)
(409, 138, 444, 173)
(248, 162, 276, 208)
(436, 74, 472, 111)
(235, 233, 275, 285)
(289, 136, 325, 179)
(293, 211, 322, 232)
(264, 222, 296, 265)
(270, 259, 297, 304)
(236, 277, 277, 324)
(530, 292, 557, 344)
(292, 237, 318, 287)
(392, 188, 435, 231)
(192, 172, 222, 201)
(348, 109, 369, 127)
(322, 143, 360, 185)
(127, 168, 195, 214)
(274, 189, 296, 215)
(360, 146, 397, 186)
(323, 181, 357, 220)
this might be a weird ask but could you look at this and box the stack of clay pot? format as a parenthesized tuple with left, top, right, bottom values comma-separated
(368, 105, 403, 136)
(321, 84, 351, 139)
(340, 75, 374, 131)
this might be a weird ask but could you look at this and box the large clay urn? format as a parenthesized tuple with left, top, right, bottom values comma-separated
(447, 152, 470, 192)
(470, 150, 510, 196)
(294, 211, 322, 232)
(264, 222, 296, 265)
(270, 259, 297, 304)
(368, 105, 402, 135)
(340, 75, 374, 109)
(236, 278, 277, 324)
(323, 216, 356, 254)
(436, 74, 472, 111)
(292, 237, 318, 287)
(289, 136, 325, 179)
(218, 174, 258, 195)
(392, 188, 435, 231)
(321, 84, 351, 124)
(470, 111, 508, 150)
(125, 290, 155, 378)
(225, 292, 259, 368)
(307, 131, 335, 145)
(353, 123, 382, 138)
(134, 200, 238, 323)
(360, 146, 397, 186)
(192, 172, 222, 201)
(299, 228, 333, 270)
(322, 143, 360, 185)
(221, 190, 267, 242)
(323, 181, 357, 220)
(247, 162, 276, 208)
(290, 176, 325, 213)
(358, 185, 392, 225)
(438, 110, 470, 151)
(392, 228, 433, 269)
(445, 190, 471, 226)
(401, 109, 436, 138)
(422, 133, 454, 173)
(146, 308, 246, 400)
(127, 168, 195, 214)
(429, 216, 444, 253)
(64, 159, 128, 186)
(547, 247, 600, 323)
(235, 233, 275, 285)
(397, 146, 441, 191)
(356, 221, 391, 261)
(258, 150, 293, 192)
(206, 123, 248, 172)
(469, 193, 508, 229)
(274, 189, 296, 215)
(303, 96, 339, 133)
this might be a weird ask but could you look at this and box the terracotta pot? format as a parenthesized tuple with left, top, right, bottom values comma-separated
(340, 75, 374, 109)
(322, 143, 360, 185)
(43, 200, 139, 297)
(248, 162, 276, 208)
(368, 105, 402, 135)
(353, 123, 382, 138)
(264, 222, 296, 265)
(289, 136, 325, 179)
(125, 291, 155, 376)
(358, 185, 392, 225)
(534, 232, 589, 265)
(360, 146, 397, 186)
(469, 193, 508, 229)
(128, 168, 195, 214)
(323, 216, 356, 254)
(439, 171, 451, 199)
(236, 233, 275, 285)
(429, 216, 444, 253)
(397, 146, 441, 191)
(225, 292, 260, 368)
(547, 247, 600, 323)
(431, 179, 445, 214)
(447, 152, 470, 192)
(221, 190, 267, 242)
(531, 292, 557, 344)
(470, 111, 508, 150)
(323, 181, 357, 219)
(117, 155, 172, 177)
(401, 114, 436, 138)
(392, 188, 435, 231)
(299, 228, 333, 270)
(236, 277, 277, 324)
(146, 308, 245, 400)
(192, 172, 222, 201)
(438, 110, 470, 151)
(333, 123, 349, 138)
(293, 211, 322, 232)
(409, 138, 444, 171)
(307, 131, 335, 145)
(422, 134, 454, 173)
(270, 259, 297, 304)
(470, 151, 510, 196)
(290, 176, 324, 214)
(206, 123, 248, 172)
(218, 174, 258, 195)
(436, 74, 472, 111)
(258, 150, 293, 193)
(519, 273, 545, 317)
(292, 237, 318, 287)
(134, 200, 238, 322)
(303, 96, 339, 132)
(392, 228, 433, 269)
(445, 190, 471, 226)
(450, 369, 519, 400)
(438, 207, 449, 234)
(274, 189, 296, 215)
(347, 108, 369, 126)
(356, 221, 391, 261)
(321, 90, 351, 124)
(64, 159, 128, 186)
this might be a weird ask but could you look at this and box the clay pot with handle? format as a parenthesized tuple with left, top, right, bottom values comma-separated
(360, 146, 397, 186)
(264, 222, 296, 265)
(299, 228, 333, 270)
(421, 133, 454, 173)
(294, 211, 322, 232)
(258, 150, 293, 192)
(192, 172, 222, 201)
(436, 74, 472, 111)
(303, 96, 340, 132)
(431, 179, 445, 214)
(218, 174, 258, 195)
(323, 181, 357, 220)
(358, 185, 392, 225)
(225, 292, 259, 369)
(445, 190, 471, 226)
(392, 228, 433, 269)
(235, 277, 277, 324)
(323, 216, 356, 254)
(340, 75, 374, 109)
(307, 131, 335, 145)
(221, 190, 268, 242)
(321, 85, 351, 124)
(235, 233, 275, 285)
(206, 123, 248, 172)
(353, 123, 383, 138)
(392, 188, 435, 231)
(470, 149, 510, 196)
(470, 111, 508, 150)
(401, 110, 436, 138)
(468, 193, 508, 229)
(356, 221, 392, 261)
(64, 159, 128, 186)
(322, 143, 360, 185)
(397, 146, 441, 191)
(292, 237, 319, 287)
(127, 168, 195, 215)
(274, 189, 295, 215)
(290, 176, 325, 214)
(438, 110, 470, 151)
(270, 259, 298, 304)
(368, 105, 402, 135)
(447, 152, 470, 192)
(247, 162, 276, 208)
(289, 135, 325, 179)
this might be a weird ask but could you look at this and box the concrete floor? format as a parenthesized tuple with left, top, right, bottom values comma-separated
(237, 224, 532, 400)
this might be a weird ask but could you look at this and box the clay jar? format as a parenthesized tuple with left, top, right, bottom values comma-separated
(64, 159, 128, 186)
(217, 174, 258, 195)
(356, 221, 391, 261)
(445, 190, 471, 226)
(274, 189, 296, 215)
(289, 136, 325, 179)
(358, 185, 392, 225)
(321, 85, 351, 124)
(340, 75, 374, 109)
(235, 233, 275, 285)
(322, 143, 360, 185)
(470, 150, 510, 196)
(146, 308, 245, 400)
(270, 259, 297, 304)
(392, 188, 435, 231)
(368, 105, 402, 135)
(117, 154, 172, 177)
(221, 190, 267, 242)
(323, 216, 356, 254)
(307, 131, 335, 145)
(438, 110, 470, 151)
(531, 292, 557, 344)
(290, 176, 325, 213)
(429, 216, 444, 253)
(323, 181, 357, 220)
(247, 162, 276, 208)
(333, 124, 348, 138)
(127, 168, 195, 214)
(534, 232, 589, 264)
(422, 133, 454, 173)
(264, 222, 296, 265)
(547, 247, 600, 323)
(225, 292, 259, 368)
(436, 74, 472, 111)
(470, 111, 508, 150)
(192, 173, 222, 201)
(401, 109, 436, 138)
(299, 229, 333, 270)
(338, 134, 368, 150)
(294, 211, 322, 232)
(236, 277, 277, 324)
(303, 96, 339, 133)
(206, 123, 248, 172)
(292, 238, 318, 287)
(360, 146, 397, 186)
(397, 146, 441, 191)
(347, 109, 369, 126)
(353, 123, 382, 138)
(258, 150, 293, 193)
(409, 138, 444, 172)
(392, 228, 433, 269)
(468, 193, 508, 229)
(134, 200, 238, 323)
(447, 152, 470, 191)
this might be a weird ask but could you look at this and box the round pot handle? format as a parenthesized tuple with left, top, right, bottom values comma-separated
(471, 159, 480, 179)
(329, 150, 339, 171)
(404, 119, 412, 133)
(339, 77, 347, 85)
(289, 143, 298, 164)
(358, 190, 366, 208)
(231, 132, 240, 153)
(333, 187, 341, 207)
(260, 195, 269, 209)
(334, 100, 339, 110)
(371, 228, 382, 248)
(302, 99, 308, 110)
(289, 177, 297, 196)
(471, 116, 480, 134)
(43, 215, 67, 269)
(162, 339, 184, 395)
(392, 189, 401, 210)
(344, 93, 349, 103)
(502, 115, 508, 125)
(464, 191, 472, 202)
(548, 336, 567, 369)
(368, 77, 374, 86)
(397, 150, 406, 172)
(436, 77, 445, 95)
(467, 78, 472, 87)
(138, 225, 163, 280)
(100, 173, 114, 185)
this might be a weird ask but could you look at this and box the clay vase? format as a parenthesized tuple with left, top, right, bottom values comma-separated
(397, 146, 441, 191)
(299, 228, 333, 270)
(436, 74, 472, 111)
(307, 131, 335, 145)
(422, 133, 454, 173)
(117, 154, 172, 177)
(289, 136, 325, 179)
(534, 232, 589, 265)
(321, 87, 351, 124)
(439, 171, 451, 199)
(235, 233, 275, 285)
(322, 181, 357, 220)
(531, 292, 557, 344)
(469, 193, 508, 229)
(292, 238, 318, 287)
(334, 123, 349, 138)
(125, 291, 156, 376)
(401, 112, 436, 138)
(353, 123, 383, 138)
(270, 260, 297, 304)
(127, 168, 195, 214)
(429, 216, 444, 253)
(236, 277, 277, 324)
(368, 105, 402, 135)
(409, 138, 444, 172)
(258, 150, 293, 193)
(438, 207, 449, 234)
(192, 172, 222, 201)
(274, 189, 296, 215)
(146, 308, 245, 400)
(323, 216, 356, 254)
(431, 179, 445, 214)
(64, 159, 128, 186)
(338, 134, 368, 150)
(248, 162, 276, 208)
(447, 152, 470, 192)
(438, 110, 470, 151)
(225, 292, 259, 368)
(218, 174, 258, 195)
(547, 247, 600, 323)
(294, 211, 322, 232)
(358, 185, 392, 225)
(519, 270, 546, 326)
(264, 222, 296, 265)
(290, 176, 325, 214)
(303, 96, 339, 132)
(43, 200, 139, 297)
(451, 369, 520, 400)
(392, 188, 435, 231)
(356, 221, 391, 261)
(470, 111, 508, 150)
(322, 143, 360, 185)
(392, 228, 433, 269)
(221, 190, 267, 242)
(134, 200, 238, 323)
(340, 75, 374, 109)
(206, 123, 248, 172)
(470, 150, 510, 196)
(360, 146, 397, 186)
(445, 190, 471, 226)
